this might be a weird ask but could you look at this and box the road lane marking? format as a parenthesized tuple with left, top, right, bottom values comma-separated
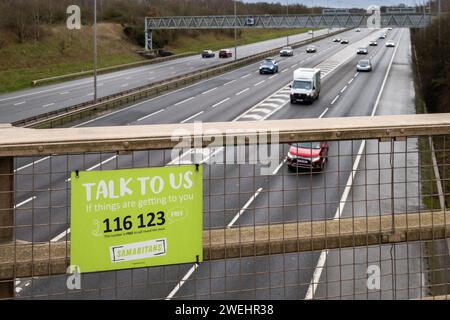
(166, 263, 198, 300)
(241, 74, 251, 79)
(51, 228, 71, 242)
(137, 109, 165, 122)
(60, 91, 70, 95)
(268, 74, 278, 80)
(348, 78, 354, 84)
(272, 158, 287, 175)
(15, 156, 51, 173)
(212, 98, 230, 108)
(227, 188, 263, 228)
(201, 87, 218, 95)
(318, 108, 329, 119)
(14, 101, 26, 106)
(180, 111, 204, 123)
(14, 196, 37, 209)
(331, 95, 340, 105)
(121, 83, 129, 88)
(42, 103, 55, 107)
(341, 85, 348, 93)
(236, 88, 250, 96)
(223, 79, 236, 86)
(254, 80, 265, 86)
(174, 96, 195, 106)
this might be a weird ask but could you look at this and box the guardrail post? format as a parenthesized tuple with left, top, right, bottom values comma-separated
(0, 156, 14, 299)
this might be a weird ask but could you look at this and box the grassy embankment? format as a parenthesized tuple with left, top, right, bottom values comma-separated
(0, 24, 311, 93)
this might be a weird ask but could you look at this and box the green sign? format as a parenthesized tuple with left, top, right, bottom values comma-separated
(70, 165, 203, 273)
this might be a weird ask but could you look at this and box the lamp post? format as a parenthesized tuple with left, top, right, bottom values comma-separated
(93, 0, 98, 103)
(234, 0, 237, 61)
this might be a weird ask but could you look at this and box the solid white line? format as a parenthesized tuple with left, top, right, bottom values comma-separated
(318, 108, 329, 119)
(51, 228, 71, 242)
(42, 103, 55, 107)
(236, 88, 250, 96)
(137, 109, 165, 122)
(201, 87, 218, 95)
(165, 263, 198, 300)
(174, 96, 195, 106)
(254, 80, 265, 86)
(223, 79, 236, 86)
(227, 188, 263, 228)
(14, 196, 36, 209)
(180, 111, 204, 123)
(14, 101, 26, 106)
(331, 95, 339, 105)
(241, 74, 251, 79)
(341, 85, 348, 93)
(212, 98, 230, 108)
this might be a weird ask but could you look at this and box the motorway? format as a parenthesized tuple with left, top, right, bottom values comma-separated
(0, 28, 335, 124)
(12, 27, 428, 299)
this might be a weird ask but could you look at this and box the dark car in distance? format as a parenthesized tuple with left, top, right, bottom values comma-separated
(219, 49, 232, 58)
(202, 50, 215, 58)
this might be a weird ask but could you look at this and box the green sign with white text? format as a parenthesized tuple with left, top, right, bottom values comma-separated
(70, 165, 203, 273)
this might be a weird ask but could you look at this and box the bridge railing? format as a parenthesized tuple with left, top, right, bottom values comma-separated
(1, 114, 449, 300)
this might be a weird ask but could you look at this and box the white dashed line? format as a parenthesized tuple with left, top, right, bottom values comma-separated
(268, 74, 278, 80)
(241, 74, 251, 79)
(236, 88, 250, 96)
(42, 103, 55, 107)
(121, 83, 129, 88)
(318, 108, 329, 119)
(59, 91, 70, 95)
(254, 80, 266, 86)
(14, 196, 37, 209)
(227, 188, 263, 228)
(348, 78, 354, 85)
(224, 79, 237, 86)
(331, 95, 340, 105)
(166, 264, 198, 300)
(14, 101, 26, 106)
(341, 86, 348, 93)
(180, 111, 204, 123)
(137, 109, 165, 122)
(201, 87, 218, 95)
(212, 98, 230, 108)
(174, 96, 195, 106)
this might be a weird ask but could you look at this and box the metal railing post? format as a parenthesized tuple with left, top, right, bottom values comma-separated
(0, 156, 14, 299)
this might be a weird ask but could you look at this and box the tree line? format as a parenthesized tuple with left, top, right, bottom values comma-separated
(411, 0, 450, 113)
(0, 0, 311, 45)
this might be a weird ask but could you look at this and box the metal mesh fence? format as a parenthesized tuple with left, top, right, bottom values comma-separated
(2, 134, 450, 300)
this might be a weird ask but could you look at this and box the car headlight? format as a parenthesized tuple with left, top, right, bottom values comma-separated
(287, 152, 297, 159)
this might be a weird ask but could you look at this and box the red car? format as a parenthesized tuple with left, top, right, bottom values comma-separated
(219, 49, 232, 58)
(287, 142, 328, 171)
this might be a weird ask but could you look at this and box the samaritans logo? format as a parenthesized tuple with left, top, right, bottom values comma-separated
(110, 238, 167, 263)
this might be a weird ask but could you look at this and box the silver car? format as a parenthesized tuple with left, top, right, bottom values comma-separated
(357, 59, 372, 72)
(280, 46, 294, 56)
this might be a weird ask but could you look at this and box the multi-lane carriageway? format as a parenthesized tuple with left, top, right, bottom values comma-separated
(12, 27, 426, 299)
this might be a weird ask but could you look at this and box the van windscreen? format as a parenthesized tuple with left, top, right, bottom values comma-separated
(293, 80, 312, 90)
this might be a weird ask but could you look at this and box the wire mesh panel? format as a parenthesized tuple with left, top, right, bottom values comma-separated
(1, 128, 450, 300)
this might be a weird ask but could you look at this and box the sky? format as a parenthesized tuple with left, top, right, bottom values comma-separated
(241, 0, 422, 9)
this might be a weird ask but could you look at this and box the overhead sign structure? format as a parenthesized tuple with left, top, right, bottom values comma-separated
(70, 165, 203, 273)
